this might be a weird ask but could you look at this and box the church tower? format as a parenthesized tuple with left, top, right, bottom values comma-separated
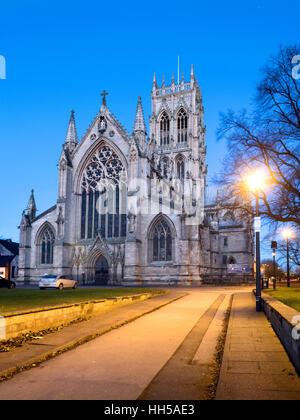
(123, 65, 208, 286)
(142, 65, 207, 284)
(149, 64, 206, 184)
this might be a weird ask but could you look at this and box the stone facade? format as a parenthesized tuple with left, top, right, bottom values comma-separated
(18, 66, 254, 286)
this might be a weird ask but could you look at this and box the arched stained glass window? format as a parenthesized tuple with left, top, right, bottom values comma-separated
(39, 227, 55, 265)
(80, 144, 127, 240)
(177, 108, 188, 143)
(160, 112, 170, 146)
(152, 220, 172, 262)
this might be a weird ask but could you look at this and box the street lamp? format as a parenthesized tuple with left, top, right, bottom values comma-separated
(245, 169, 267, 312)
(282, 228, 293, 288)
(271, 241, 277, 291)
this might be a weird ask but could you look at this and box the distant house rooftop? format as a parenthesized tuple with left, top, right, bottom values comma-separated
(0, 239, 19, 256)
(0, 255, 15, 265)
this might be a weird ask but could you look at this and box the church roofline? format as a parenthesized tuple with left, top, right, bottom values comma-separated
(76, 105, 133, 154)
(31, 205, 57, 223)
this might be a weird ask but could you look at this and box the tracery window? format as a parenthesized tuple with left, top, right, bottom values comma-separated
(177, 155, 185, 180)
(162, 157, 169, 177)
(39, 227, 55, 265)
(160, 112, 170, 146)
(177, 108, 188, 143)
(152, 219, 172, 262)
(80, 145, 127, 240)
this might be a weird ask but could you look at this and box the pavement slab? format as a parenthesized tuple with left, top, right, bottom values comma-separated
(216, 292, 300, 400)
(138, 294, 226, 400)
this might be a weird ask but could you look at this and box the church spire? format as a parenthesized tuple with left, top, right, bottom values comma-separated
(133, 96, 147, 135)
(27, 189, 37, 221)
(64, 110, 78, 151)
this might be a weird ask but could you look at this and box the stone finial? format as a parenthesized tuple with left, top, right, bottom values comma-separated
(20, 210, 31, 229)
(191, 63, 194, 77)
(65, 109, 78, 149)
(27, 189, 37, 221)
(133, 96, 147, 135)
(152, 72, 157, 90)
(101, 89, 109, 107)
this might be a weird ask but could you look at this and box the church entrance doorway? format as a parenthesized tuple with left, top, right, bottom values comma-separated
(94, 255, 109, 285)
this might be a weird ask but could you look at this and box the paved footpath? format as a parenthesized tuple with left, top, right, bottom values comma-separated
(0, 288, 231, 400)
(0, 288, 299, 400)
(0, 290, 185, 380)
(216, 292, 300, 400)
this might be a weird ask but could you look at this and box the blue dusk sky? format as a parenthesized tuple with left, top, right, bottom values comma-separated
(0, 0, 299, 259)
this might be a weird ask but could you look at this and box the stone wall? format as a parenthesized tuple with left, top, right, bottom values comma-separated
(261, 292, 300, 374)
(0, 292, 162, 341)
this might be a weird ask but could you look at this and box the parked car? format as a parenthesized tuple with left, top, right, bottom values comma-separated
(0, 276, 16, 289)
(39, 274, 77, 290)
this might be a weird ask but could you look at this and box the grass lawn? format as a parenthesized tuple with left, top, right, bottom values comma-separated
(0, 288, 159, 314)
(265, 287, 300, 312)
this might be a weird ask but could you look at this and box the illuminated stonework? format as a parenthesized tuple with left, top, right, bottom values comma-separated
(18, 67, 254, 286)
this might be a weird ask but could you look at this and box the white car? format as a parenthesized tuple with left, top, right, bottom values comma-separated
(39, 274, 78, 290)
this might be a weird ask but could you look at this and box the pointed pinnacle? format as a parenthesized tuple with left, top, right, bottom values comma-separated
(27, 189, 37, 219)
(133, 96, 147, 134)
(65, 109, 78, 145)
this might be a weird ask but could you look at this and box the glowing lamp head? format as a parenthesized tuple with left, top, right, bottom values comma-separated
(282, 228, 293, 240)
(245, 169, 267, 192)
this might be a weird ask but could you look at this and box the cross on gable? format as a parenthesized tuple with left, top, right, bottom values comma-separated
(101, 89, 109, 106)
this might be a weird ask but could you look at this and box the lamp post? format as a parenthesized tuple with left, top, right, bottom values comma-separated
(255, 195, 262, 310)
(282, 229, 293, 288)
(246, 169, 267, 312)
(271, 241, 277, 291)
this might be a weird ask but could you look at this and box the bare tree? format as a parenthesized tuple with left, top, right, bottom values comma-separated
(261, 259, 284, 279)
(217, 45, 300, 227)
(277, 234, 300, 267)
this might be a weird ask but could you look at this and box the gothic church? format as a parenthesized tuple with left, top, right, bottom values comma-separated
(18, 66, 254, 286)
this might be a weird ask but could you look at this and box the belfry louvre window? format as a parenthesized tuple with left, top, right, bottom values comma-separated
(80, 145, 127, 240)
(153, 220, 172, 262)
(177, 109, 188, 143)
(160, 112, 170, 146)
(40, 228, 55, 265)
